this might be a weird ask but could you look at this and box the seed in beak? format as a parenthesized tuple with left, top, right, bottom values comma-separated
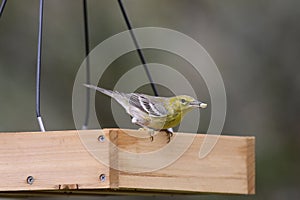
(190, 101, 207, 108)
(200, 103, 207, 109)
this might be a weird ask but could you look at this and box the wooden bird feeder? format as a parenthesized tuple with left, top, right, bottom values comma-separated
(1, 0, 255, 197)
(0, 129, 255, 196)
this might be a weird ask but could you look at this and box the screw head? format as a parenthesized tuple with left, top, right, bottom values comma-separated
(98, 135, 105, 142)
(99, 174, 106, 182)
(27, 176, 34, 185)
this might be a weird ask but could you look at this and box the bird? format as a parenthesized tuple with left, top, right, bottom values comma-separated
(84, 84, 207, 142)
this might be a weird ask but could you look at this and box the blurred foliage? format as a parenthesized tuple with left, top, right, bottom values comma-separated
(0, 0, 300, 199)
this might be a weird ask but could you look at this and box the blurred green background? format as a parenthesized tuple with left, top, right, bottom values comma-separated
(0, 0, 299, 199)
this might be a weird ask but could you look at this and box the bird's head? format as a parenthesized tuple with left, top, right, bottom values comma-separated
(170, 95, 207, 113)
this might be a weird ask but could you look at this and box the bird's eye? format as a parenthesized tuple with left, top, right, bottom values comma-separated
(180, 99, 186, 104)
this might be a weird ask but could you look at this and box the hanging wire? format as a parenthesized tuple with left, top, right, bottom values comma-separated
(0, 0, 7, 18)
(36, 0, 45, 132)
(82, 0, 91, 129)
(117, 0, 159, 96)
(117, 1, 174, 132)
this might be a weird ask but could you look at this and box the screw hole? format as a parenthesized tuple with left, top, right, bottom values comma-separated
(27, 176, 34, 185)
(99, 174, 106, 182)
(98, 135, 105, 142)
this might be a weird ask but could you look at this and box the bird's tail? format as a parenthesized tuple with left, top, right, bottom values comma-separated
(84, 84, 130, 111)
(83, 84, 116, 98)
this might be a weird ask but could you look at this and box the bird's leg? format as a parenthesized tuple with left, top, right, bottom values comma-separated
(161, 128, 173, 143)
(148, 129, 155, 142)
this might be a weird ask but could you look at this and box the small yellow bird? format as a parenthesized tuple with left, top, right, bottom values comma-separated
(84, 84, 207, 141)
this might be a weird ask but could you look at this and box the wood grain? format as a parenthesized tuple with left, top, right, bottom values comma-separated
(107, 129, 255, 194)
(0, 129, 255, 195)
(0, 130, 110, 191)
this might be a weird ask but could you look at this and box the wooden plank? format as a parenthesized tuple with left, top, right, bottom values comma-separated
(0, 129, 255, 195)
(246, 137, 255, 194)
(107, 129, 255, 194)
(0, 130, 110, 191)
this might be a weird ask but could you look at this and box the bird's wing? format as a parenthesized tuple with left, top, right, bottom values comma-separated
(128, 94, 168, 117)
(84, 84, 168, 118)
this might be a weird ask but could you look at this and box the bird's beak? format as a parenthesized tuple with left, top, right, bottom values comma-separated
(190, 100, 207, 109)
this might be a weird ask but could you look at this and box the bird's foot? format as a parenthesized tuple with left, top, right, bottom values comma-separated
(138, 127, 147, 131)
(138, 127, 155, 142)
(161, 128, 173, 143)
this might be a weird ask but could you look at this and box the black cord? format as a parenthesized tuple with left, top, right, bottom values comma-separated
(82, 0, 91, 129)
(0, 0, 7, 18)
(36, 0, 45, 131)
(36, 0, 43, 118)
(117, 0, 159, 96)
